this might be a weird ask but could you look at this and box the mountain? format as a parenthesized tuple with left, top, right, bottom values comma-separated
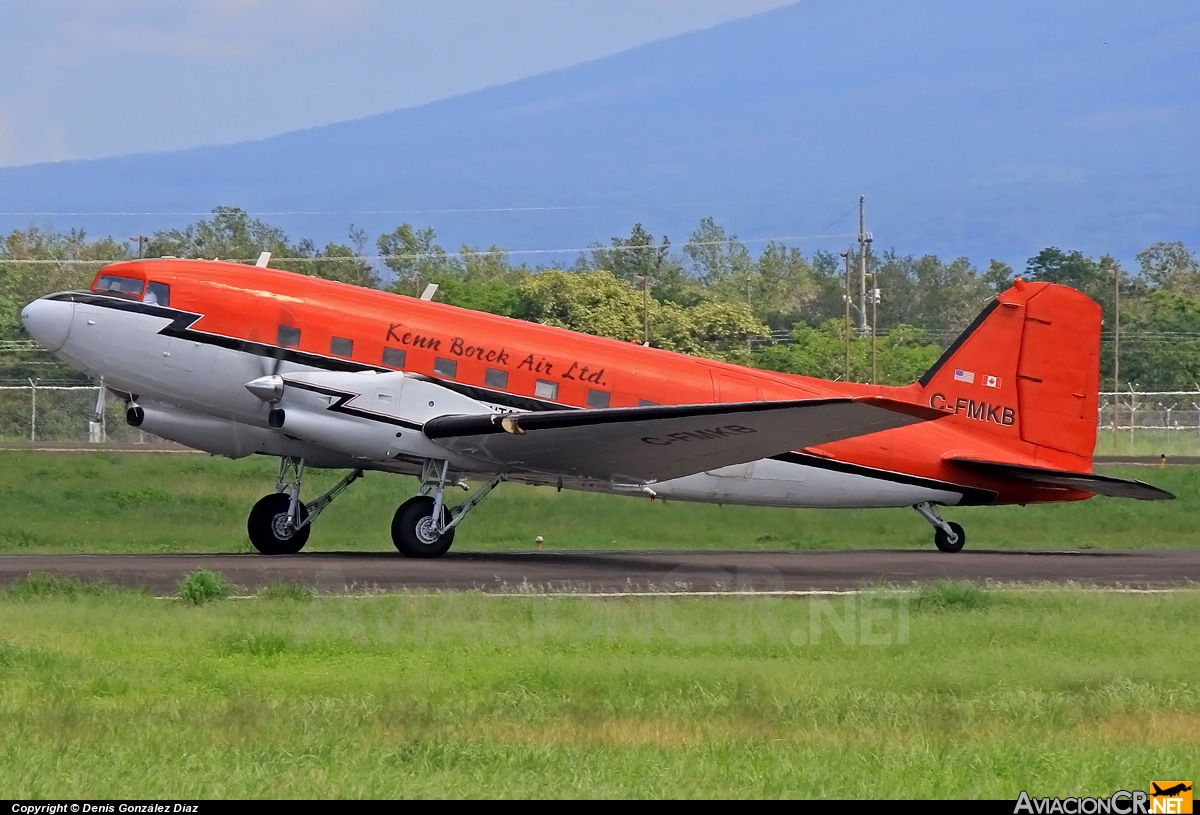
(1, 0, 1197, 268)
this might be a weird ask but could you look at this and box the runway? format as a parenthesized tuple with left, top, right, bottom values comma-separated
(0, 549, 1197, 595)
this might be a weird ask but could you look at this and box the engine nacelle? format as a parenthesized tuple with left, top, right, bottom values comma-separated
(127, 401, 278, 459)
(268, 370, 489, 463)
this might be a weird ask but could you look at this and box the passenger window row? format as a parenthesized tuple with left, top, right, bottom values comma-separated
(274, 325, 612, 407)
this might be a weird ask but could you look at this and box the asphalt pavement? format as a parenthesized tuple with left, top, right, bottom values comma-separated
(0, 549, 1196, 595)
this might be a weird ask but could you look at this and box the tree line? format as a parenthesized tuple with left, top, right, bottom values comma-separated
(2, 206, 1198, 390)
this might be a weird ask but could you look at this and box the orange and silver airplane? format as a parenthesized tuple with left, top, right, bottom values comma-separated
(19, 258, 1171, 556)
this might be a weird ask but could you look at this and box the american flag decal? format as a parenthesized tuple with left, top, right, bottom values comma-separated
(953, 369, 975, 384)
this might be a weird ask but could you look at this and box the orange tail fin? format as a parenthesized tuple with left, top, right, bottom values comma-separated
(917, 281, 1102, 462)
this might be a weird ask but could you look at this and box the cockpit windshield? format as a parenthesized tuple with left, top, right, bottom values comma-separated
(93, 275, 144, 297)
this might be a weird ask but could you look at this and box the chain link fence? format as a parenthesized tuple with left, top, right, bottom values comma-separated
(0, 384, 144, 444)
(3, 383, 1200, 455)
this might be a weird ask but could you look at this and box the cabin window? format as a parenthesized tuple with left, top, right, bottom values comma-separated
(330, 337, 353, 357)
(143, 282, 170, 307)
(484, 368, 508, 389)
(587, 389, 610, 409)
(277, 325, 301, 348)
(93, 275, 143, 297)
(433, 357, 457, 378)
(639, 399, 660, 407)
(382, 347, 406, 368)
(535, 380, 558, 400)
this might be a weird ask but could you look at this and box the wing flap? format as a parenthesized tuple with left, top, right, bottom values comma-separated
(424, 396, 939, 483)
(947, 457, 1175, 500)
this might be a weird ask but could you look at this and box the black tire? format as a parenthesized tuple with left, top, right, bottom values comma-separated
(934, 521, 966, 553)
(247, 492, 311, 555)
(391, 495, 455, 558)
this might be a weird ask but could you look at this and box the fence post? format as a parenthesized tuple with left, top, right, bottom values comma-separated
(1128, 385, 1136, 450)
(28, 378, 36, 442)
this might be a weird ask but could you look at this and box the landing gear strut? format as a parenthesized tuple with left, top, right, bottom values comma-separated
(247, 456, 363, 555)
(914, 501, 966, 553)
(391, 459, 503, 558)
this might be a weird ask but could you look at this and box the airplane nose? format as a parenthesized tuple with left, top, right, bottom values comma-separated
(21, 297, 74, 352)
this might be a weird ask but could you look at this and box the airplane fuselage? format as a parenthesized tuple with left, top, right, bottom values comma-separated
(21, 259, 1096, 512)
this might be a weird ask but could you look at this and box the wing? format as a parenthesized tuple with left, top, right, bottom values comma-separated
(424, 396, 939, 483)
(947, 458, 1175, 500)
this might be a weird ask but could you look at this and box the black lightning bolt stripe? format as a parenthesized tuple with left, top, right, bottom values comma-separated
(279, 378, 423, 430)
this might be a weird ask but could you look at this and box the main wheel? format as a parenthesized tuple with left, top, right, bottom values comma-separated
(247, 493, 311, 555)
(391, 495, 455, 558)
(934, 521, 966, 553)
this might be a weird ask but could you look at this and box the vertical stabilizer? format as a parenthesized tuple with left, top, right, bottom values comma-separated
(917, 281, 1101, 461)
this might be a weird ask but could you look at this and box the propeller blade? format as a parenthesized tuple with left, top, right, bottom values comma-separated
(260, 346, 285, 377)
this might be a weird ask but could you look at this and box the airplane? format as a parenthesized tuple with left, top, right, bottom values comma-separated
(19, 258, 1172, 556)
(1152, 784, 1192, 798)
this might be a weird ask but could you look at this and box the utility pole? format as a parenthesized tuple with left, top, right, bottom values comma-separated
(857, 196, 872, 337)
(131, 235, 150, 258)
(841, 251, 851, 381)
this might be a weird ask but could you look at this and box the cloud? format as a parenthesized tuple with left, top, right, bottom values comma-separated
(30, 0, 376, 63)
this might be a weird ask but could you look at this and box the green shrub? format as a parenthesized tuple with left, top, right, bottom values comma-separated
(912, 580, 992, 612)
(219, 631, 292, 658)
(260, 582, 313, 601)
(177, 569, 230, 604)
(5, 572, 113, 599)
(107, 486, 173, 507)
(0, 641, 23, 666)
(0, 528, 42, 549)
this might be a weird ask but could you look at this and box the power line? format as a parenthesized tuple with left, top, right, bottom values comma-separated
(0, 196, 856, 219)
(0, 231, 860, 264)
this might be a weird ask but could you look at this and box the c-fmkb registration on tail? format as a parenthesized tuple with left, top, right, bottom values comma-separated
(21, 260, 1172, 556)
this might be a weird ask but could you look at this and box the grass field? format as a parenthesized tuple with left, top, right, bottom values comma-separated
(0, 451, 1194, 554)
(1095, 429, 1200, 457)
(0, 580, 1195, 798)
(2, 453, 1195, 799)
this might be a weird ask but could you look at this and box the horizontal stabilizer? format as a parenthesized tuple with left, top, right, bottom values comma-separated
(424, 397, 940, 483)
(947, 458, 1175, 501)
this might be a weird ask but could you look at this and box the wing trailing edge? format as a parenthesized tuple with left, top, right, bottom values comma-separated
(423, 396, 942, 484)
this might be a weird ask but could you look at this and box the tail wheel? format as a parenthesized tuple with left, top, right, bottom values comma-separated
(392, 495, 455, 558)
(934, 521, 966, 553)
(247, 492, 310, 555)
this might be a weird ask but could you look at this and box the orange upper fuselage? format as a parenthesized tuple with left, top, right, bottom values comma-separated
(87, 258, 1095, 505)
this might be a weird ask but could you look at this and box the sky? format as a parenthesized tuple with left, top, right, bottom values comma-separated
(0, 0, 794, 167)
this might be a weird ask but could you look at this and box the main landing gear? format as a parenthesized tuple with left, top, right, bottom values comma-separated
(247, 457, 363, 554)
(391, 460, 503, 558)
(913, 501, 966, 553)
(246, 456, 501, 557)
